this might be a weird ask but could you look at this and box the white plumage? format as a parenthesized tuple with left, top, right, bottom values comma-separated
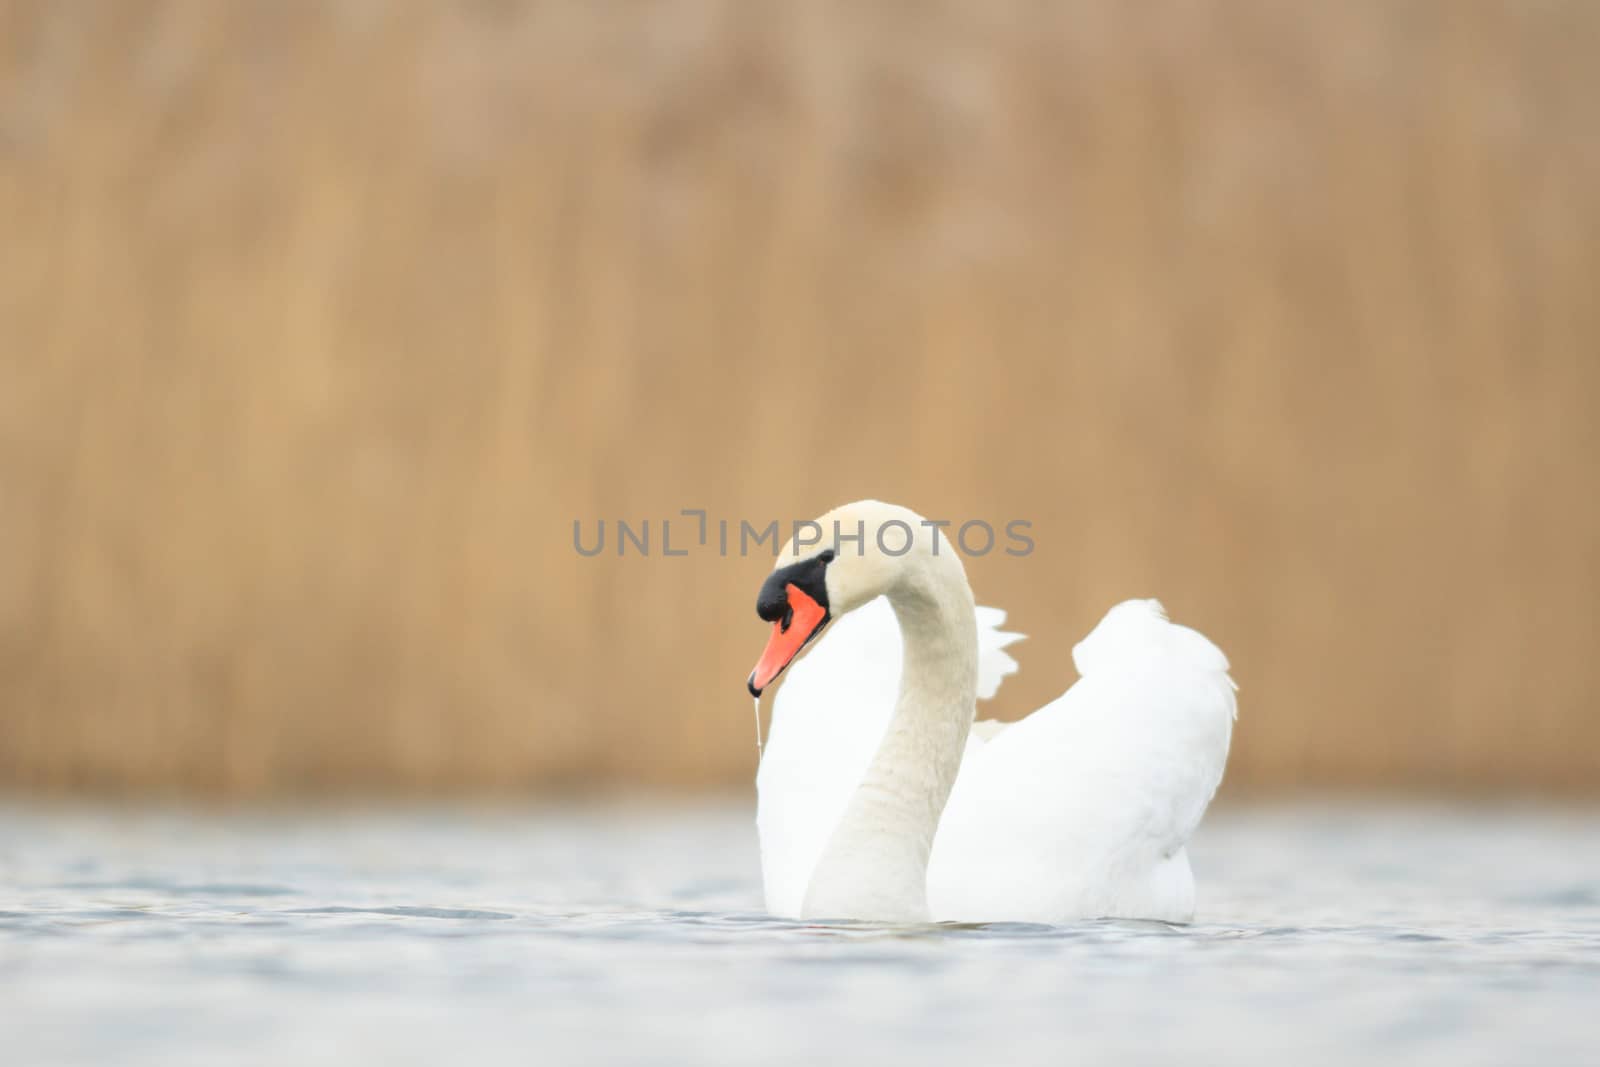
(756, 595, 1236, 924)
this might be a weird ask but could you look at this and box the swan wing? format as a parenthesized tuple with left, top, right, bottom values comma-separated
(927, 599, 1236, 924)
(756, 596, 1023, 917)
(974, 604, 1025, 699)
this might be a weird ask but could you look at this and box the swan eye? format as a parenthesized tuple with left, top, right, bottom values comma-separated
(819, 549, 836, 564)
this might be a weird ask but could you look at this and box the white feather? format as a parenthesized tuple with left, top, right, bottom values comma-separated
(755, 596, 1022, 918)
(757, 596, 1236, 923)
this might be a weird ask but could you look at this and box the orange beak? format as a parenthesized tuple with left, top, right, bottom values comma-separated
(748, 583, 829, 696)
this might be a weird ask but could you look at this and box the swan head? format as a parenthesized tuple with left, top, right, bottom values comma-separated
(746, 500, 951, 696)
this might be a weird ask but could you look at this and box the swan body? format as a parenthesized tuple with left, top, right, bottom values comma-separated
(749, 501, 1236, 924)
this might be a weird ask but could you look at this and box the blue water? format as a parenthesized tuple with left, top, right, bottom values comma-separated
(1, 801, 1596, 1066)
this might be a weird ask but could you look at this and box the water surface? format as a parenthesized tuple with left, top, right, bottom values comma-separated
(1, 801, 1596, 1065)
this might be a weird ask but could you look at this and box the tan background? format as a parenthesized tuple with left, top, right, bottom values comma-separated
(1, 1, 1596, 797)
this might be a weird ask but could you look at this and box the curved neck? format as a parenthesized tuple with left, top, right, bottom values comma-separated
(801, 554, 978, 922)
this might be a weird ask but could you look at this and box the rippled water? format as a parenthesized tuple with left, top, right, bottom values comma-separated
(1, 801, 1596, 1066)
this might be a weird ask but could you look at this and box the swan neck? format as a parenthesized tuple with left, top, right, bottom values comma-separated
(800, 554, 978, 922)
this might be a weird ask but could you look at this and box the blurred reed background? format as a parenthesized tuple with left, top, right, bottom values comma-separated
(1, 0, 1595, 798)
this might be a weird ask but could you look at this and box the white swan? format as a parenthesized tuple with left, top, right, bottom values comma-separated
(748, 500, 1236, 924)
